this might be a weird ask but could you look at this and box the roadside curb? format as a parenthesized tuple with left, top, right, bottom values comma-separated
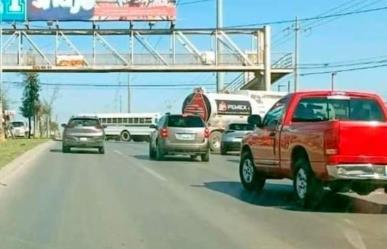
(0, 140, 56, 181)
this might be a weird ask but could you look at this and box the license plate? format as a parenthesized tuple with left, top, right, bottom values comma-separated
(79, 137, 88, 142)
(176, 134, 195, 140)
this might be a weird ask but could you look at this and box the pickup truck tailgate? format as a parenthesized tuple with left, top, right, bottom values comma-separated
(339, 122, 387, 158)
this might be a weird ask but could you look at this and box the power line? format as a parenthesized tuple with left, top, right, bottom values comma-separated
(301, 63, 387, 76)
(226, 5, 387, 28)
(178, 0, 213, 6)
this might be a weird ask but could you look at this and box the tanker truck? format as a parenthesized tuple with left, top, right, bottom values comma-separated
(182, 88, 285, 153)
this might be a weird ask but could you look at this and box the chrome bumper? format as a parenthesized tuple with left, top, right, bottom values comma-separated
(327, 164, 387, 180)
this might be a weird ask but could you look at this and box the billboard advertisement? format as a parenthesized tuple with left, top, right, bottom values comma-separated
(215, 100, 252, 116)
(0, 0, 176, 21)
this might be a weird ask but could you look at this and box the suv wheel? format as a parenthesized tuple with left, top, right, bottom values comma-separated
(120, 131, 131, 142)
(293, 157, 324, 209)
(149, 143, 156, 159)
(239, 151, 265, 192)
(156, 143, 164, 161)
(201, 150, 210, 162)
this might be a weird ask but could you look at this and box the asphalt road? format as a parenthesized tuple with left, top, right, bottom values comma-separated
(0, 141, 386, 249)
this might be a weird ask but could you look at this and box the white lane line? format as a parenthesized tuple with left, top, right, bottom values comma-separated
(141, 166, 167, 182)
(114, 150, 124, 156)
(113, 149, 167, 182)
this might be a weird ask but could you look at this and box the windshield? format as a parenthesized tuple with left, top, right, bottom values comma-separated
(68, 118, 100, 127)
(167, 115, 205, 128)
(11, 122, 24, 127)
(228, 123, 254, 131)
(293, 97, 385, 122)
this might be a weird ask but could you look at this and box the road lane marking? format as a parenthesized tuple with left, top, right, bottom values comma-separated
(113, 149, 167, 182)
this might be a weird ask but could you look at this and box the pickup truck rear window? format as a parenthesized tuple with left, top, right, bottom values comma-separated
(167, 115, 205, 128)
(293, 97, 384, 122)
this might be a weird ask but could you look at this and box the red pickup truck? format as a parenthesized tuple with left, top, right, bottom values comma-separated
(240, 91, 387, 208)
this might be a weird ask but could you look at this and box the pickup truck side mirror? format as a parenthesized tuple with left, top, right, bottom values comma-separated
(61, 123, 67, 128)
(149, 124, 158, 130)
(247, 115, 263, 128)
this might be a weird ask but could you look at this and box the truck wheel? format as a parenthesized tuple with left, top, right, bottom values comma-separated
(156, 144, 164, 161)
(209, 131, 222, 153)
(201, 150, 210, 162)
(293, 157, 324, 209)
(120, 131, 131, 142)
(351, 183, 376, 196)
(239, 151, 265, 192)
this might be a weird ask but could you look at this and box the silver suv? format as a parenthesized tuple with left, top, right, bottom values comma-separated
(62, 116, 105, 154)
(149, 114, 210, 161)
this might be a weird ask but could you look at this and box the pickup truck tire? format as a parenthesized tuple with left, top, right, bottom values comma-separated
(351, 183, 376, 196)
(239, 151, 265, 192)
(293, 157, 324, 209)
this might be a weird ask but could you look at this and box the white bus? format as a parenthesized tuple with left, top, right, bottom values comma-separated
(80, 113, 161, 142)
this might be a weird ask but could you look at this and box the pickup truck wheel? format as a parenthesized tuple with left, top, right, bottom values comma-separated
(239, 152, 265, 192)
(351, 183, 376, 196)
(294, 158, 324, 209)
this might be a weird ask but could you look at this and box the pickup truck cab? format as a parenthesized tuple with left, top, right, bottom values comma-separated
(240, 91, 387, 208)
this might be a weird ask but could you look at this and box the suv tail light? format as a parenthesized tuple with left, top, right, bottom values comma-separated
(204, 128, 210, 138)
(324, 121, 340, 156)
(160, 128, 169, 138)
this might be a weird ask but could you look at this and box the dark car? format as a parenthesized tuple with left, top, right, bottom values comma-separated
(221, 123, 254, 155)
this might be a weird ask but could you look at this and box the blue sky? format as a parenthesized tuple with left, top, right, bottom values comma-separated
(4, 0, 387, 123)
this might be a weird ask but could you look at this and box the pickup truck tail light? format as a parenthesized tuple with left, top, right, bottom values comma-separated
(324, 121, 340, 156)
(160, 128, 169, 139)
(204, 128, 210, 138)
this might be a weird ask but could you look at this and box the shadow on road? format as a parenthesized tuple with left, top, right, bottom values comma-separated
(194, 181, 387, 214)
(50, 149, 100, 154)
(133, 155, 198, 162)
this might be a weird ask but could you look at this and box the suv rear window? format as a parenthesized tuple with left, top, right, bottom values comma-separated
(68, 118, 100, 127)
(293, 97, 385, 122)
(167, 115, 205, 128)
(11, 122, 24, 127)
(229, 123, 254, 131)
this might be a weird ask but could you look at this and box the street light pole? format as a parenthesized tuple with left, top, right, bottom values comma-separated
(331, 72, 337, 91)
(0, 4, 4, 141)
(293, 16, 300, 92)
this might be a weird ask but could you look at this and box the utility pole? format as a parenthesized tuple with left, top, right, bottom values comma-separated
(216, 0, 224, 93)
(127, 73, 131, 113)
(331, 72, 337, 91)
(0, 6, 4, 141)
(294, 16, 300, 92)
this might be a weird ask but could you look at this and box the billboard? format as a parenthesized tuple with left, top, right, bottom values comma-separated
(215, 100, 252, 116)
(0, 0, 176, 21)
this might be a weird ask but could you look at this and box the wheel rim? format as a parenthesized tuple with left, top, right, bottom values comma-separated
(296, 168, 308, 199)
(210, 134, 221, 150)
(121, 132, 130, 141)
(242, 158, 254, 183)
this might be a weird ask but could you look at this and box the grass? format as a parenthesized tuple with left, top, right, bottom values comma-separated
(0, 139, 49, 169)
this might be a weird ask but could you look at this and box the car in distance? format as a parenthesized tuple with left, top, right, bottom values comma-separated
(10, 121, 28, 138)
(240, 91, 387, 208)
(149, 113, 210, 162)
(221, 123, 254, 155)
(62, 116, 106, 154)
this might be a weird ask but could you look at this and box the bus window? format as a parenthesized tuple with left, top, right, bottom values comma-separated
(134, 118, 139, 124)
(117, 118, 123, 124)
(140, 118, 145, 124)
(107, 118, 112, 124)
(113, 118, 118, 124)
(128, 118, 133, 124)
(123, 118, 129, 124)
(145, 118, 152, 124)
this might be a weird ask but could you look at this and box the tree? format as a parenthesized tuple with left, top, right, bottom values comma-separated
(20, 72, 40, 138)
